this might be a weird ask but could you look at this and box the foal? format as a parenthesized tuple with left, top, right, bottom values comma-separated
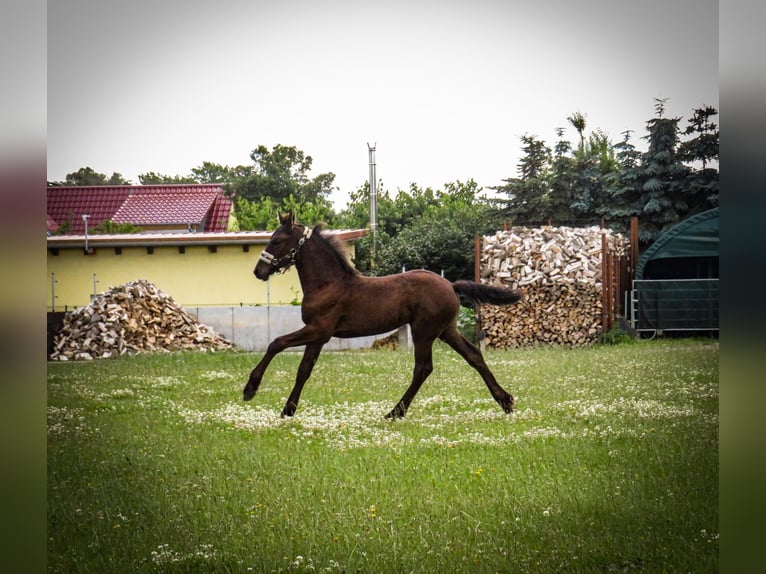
(243, 212, 522, 418)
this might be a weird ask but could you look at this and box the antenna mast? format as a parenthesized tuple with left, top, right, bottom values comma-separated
(367, 142, 377, 268)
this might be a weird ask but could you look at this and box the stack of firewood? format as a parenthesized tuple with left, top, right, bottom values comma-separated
(479, 225, 628, 348)
(372, 331, 399, 350)
(50, 279, 233, 360)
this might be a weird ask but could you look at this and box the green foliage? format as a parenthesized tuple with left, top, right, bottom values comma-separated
(547, 127, 577, 222)
(234, 195, 336, 231)
(678, 106, 719, 208)
(189, 161, 253, 185)
(494, 134, 552, 222)
(632, 99, 694, 243)
(567, 111, 587, 149)
(91, 220, 143, 234)
(457, 305, 477, 343)
(47, 341, 719, 573)
(49, 166, 132, 186)
(231, 144, 336, 205)
(571, 129, 620, 218)
(598, 322, 636, 345)
(347, 180, 500, 278)
(50, 215, 73, 235)
(138, 162, 253, 186)
(49, 212, 142, 235)
(602, 129, 644, 223)
(137, 171, 198, 185)
(486, 100, 718, 245)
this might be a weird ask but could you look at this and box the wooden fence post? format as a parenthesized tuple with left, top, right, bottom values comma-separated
(601, 232, 610, 334)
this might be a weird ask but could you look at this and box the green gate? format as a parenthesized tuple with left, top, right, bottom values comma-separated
(631, 279, 719, 333)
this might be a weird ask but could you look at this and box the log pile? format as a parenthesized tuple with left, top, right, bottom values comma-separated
(479, 225, 628, 348)
(50, 279, 234, 360)
(371, 331, 399, 350)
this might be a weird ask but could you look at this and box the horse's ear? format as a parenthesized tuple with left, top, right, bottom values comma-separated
(278, 211, 295, 227)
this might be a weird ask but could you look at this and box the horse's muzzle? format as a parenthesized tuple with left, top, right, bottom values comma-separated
(254, 263, 271, 281)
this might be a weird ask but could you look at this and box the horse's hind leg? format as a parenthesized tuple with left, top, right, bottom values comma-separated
(386, 339, 434, 419)
(281, 342, 324, 418)
(440, 325, 514, 413)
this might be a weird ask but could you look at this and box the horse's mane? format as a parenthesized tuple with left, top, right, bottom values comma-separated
(312, 224, 361, 277)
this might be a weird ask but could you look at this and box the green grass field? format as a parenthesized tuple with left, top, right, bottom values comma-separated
(47, 339, 718, 573)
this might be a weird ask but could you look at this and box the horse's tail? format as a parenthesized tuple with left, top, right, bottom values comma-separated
(452, 280, 523, 308)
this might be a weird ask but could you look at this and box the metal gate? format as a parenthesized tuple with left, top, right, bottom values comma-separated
(631, 279, 719, 333)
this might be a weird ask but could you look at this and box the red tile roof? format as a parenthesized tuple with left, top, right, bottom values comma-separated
(47, 186, 131, 234)
(205, 194, 233, 232)
(113, 188, 219, 225)
(47, 185, 233, 234)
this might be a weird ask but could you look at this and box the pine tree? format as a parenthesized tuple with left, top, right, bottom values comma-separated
(603, 129, 643, 223)
(678, 105, 719, 208)
(635, 98, 692, 242)
(492, 134, 551, 223)
(548, 127, 577, 222)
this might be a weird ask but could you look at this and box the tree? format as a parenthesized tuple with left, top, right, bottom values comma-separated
(138, 171, 197, 185)
(677, 105, 719, 170)
(678, 105, 719, 208)
(336, 181, 442, 237)
(547, 127, 577, 222)
(492, 134, 551, 222)
(572, 129, 620, 218)
(365, 181, 499, 279)
(634, 98, 692, 242)
(338, 181, 438, 273)
(189, 161, 253, 185)
(49, 166, 131, 186)
(568, 111, 587, 150)
(234, 195, 336, 231)
(91, 220, 142, 234)
(603, 129, 643, 223)
(232, 144, 337, 205)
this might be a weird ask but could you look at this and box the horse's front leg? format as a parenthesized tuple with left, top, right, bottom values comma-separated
(281, 342, 324, 417)
(242, 325, 329, 403)
(243, 348, 276, 401)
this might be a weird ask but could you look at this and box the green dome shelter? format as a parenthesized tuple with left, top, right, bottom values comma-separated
(632, 208, 719, 334)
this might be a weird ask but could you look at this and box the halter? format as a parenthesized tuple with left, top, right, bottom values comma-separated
(258, 225, 313, 272)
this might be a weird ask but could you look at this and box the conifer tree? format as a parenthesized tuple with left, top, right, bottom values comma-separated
(603, 129, 643, 222)
(635, 98, 692, 242)
(492, 134, 551, 222)
(548, 127, 577, 222)
(678, 105, 719, 208)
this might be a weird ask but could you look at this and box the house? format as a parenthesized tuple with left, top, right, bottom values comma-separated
(47, 184, 233, 234)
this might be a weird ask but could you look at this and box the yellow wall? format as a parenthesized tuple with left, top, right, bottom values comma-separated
(46, 242, 354, 310)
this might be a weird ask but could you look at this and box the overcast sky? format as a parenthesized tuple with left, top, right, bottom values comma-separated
(48, 0, 718, 209)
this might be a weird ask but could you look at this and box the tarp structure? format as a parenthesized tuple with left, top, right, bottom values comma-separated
(633, 208, 719, 332)
(635, 208, 719, 280)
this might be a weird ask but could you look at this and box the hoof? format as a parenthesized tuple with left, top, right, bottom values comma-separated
(281, 403, 297, 418)
(385, 406, 406, 419)
(501, 394, 515, 413)
(243, 389, 255, 401)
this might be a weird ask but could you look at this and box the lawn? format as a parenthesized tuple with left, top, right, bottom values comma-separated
(47, 339, 718, 573)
